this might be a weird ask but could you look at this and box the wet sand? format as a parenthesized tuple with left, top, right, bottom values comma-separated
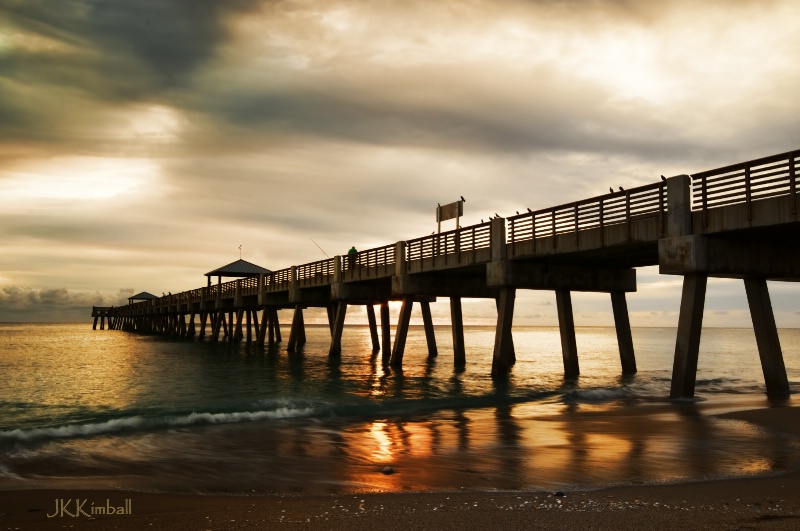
(2, 405, 799, 530)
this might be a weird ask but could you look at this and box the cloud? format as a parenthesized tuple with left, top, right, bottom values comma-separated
(0, 285, 132, 322)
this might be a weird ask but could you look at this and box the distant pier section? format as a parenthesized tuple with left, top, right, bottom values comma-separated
(95, 149, 800, 399)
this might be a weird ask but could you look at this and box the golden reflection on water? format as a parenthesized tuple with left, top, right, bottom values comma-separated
(335, 400, 785, 492)
(368, 421, 393, 462)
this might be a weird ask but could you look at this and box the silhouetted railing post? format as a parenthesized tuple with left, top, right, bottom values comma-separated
(599, 197, 605, 246)
(490, 217, 506, 262)
(791, 152, 797, 216)
(333, 257, 342, 284)
(745, 165, 752, 222)
(701, 173, 708, 227)
(573, 202, 579, 248)
(666, 175, 692, 237)
(395, 241, 407, 275)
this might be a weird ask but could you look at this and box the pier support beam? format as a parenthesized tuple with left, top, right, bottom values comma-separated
(611, 292, 637, 374)
(744, 278, 790, 397)
(451, 297, 466, 366)
(329, 301, 347, 357)
(233, 310, 244, 342)
(251, 310, 259, 343)
(268, 309, 281, 343)
(380, 302, 391, 364)
(670, 274, 707, 399)
(391, 298, 414, 368)
(367, 304, 380, 353)
(288, 305, 306, 352)
(327, 305, 335, 335)
(492, 288, 516, 377)
(199, 311, 208, 340)
(494, 297, 516, 363)
(420, 301, 438, 359)
(245, 310, 252, 343)
(187, 313, 196, 338)
(256, 309, 267, 346)
(556, 289, 579, 378)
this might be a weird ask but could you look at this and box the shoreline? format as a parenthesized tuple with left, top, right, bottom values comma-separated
(2, 405, 799, 530)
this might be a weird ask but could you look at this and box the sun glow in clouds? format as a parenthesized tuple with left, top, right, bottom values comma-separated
(119, 105, 183, 143)
(0, 157, 159, 203)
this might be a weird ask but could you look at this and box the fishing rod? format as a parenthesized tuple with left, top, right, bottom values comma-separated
(309, 237, 330, 258)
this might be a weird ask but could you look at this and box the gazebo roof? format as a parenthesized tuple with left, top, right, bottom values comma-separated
(128, 291, 157, 301)
(205, 259, 272, 278)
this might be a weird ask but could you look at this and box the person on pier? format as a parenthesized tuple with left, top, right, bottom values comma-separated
(347, 246, 357, 269)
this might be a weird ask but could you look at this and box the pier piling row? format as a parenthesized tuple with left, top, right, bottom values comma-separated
(94, 149, 800, 398)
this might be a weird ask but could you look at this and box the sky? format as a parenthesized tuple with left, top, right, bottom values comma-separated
(1, 0, 799, 327)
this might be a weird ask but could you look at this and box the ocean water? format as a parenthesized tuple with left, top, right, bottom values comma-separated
(0, 322, 798, 494)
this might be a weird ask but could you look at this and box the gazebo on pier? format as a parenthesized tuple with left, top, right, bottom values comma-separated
(205, 259, 272, 286)
(128, 291, 157, 304)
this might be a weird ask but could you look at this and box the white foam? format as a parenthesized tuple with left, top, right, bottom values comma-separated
(0, 407, 317, 443)
(565, 388, 627, 402)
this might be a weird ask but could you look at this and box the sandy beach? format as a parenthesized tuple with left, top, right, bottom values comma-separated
(2, 405, 799, 530)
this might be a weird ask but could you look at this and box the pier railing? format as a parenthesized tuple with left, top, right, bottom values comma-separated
(343, 244, 396, 280)
(406, 221, 492, 267)
(691, 149, 798, 224)
(297, 258, 335, 287)
(507, 181, 667, 247)
(268, 268, 292, 292)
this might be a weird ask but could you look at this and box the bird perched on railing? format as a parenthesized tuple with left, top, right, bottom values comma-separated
(609, 187, 614, 193)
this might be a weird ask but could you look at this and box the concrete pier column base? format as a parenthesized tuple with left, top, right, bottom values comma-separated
(391, 298, 414, 368)
(367, 305, 380, 353)
(744, 277, 790, 397)
(420, 301, 438, 358)
(251, 310, 260, 342)
(233, 310, 244, 342)
(494, 296, 516, 363)
(451, 297, 466, 366)
(492, 288, 516, 377)
(670, 274, 707, 399)
(380, 302, 391, 364)
(268, 310, 276, 344)
(187, 313, 196, 338)
(556, 289, 579, 378)
(329, 301, 347, 357)
(256, 309, 269, 346)
(327, 305, 335, 336)
(273, 310, 282, 342)
(199, 311, 208, 339)
(288, 305, 305, 352)
(611, 292, 637, 374)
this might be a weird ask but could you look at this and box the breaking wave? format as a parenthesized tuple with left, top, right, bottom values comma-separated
(0, 406, 319, 444)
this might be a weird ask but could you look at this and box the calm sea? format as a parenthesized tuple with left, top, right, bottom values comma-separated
(0, 323, 798, 494)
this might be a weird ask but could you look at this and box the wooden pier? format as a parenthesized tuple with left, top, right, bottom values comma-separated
(94, 149, 800, 398)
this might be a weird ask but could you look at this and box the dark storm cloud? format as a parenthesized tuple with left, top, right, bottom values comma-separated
(0, 0, 261, 92)
(0, 0, 261, 148)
